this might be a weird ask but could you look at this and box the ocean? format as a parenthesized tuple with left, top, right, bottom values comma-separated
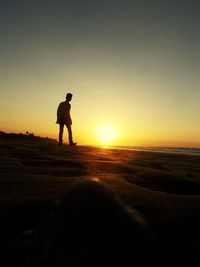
(112, 146, 200, 156)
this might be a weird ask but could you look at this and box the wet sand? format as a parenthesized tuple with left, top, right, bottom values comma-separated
(0, 133, 200, 266)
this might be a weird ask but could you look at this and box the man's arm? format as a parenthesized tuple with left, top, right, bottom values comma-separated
(56, 103, 62, 123)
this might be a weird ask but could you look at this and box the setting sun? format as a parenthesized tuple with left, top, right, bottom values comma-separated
(96, 125, 117, 145)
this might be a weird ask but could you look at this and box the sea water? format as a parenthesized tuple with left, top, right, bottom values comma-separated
(112, 146, 200, 156)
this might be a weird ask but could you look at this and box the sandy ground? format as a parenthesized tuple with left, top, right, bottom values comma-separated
(0, 133, 200, 266)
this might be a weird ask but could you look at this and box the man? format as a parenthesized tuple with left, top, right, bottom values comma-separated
(56, 93, 77, 146)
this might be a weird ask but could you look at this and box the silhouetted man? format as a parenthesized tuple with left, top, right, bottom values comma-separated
(56, 93, 77, 146)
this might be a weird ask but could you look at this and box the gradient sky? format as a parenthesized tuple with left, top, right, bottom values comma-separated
(0, 0, 200, 146)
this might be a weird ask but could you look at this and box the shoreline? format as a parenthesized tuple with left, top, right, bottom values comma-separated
(93, 145, 200, 156)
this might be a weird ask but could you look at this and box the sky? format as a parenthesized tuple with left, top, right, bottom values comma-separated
(0, 0, 200, 147)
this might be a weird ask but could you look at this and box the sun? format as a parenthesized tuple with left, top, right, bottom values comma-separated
(96, 125, 117, 145)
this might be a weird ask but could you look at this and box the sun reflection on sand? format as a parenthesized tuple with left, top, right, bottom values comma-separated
(90, 177, 100, 182)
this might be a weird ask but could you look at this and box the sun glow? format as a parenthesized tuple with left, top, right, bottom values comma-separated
(96, 125, 117, 145)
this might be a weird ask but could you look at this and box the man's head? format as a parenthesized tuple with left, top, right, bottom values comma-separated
(66, 93, 73, 102)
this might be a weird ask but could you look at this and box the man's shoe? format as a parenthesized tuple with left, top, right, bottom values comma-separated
(70, 142, 77, 146)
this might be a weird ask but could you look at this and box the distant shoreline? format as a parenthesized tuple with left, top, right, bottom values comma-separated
(109, 145, 200, 156)
(91, 145, 200, 157)
(1, 131, 200, 156)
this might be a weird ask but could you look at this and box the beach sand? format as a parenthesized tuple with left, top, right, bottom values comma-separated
(0, 133, 200, 266)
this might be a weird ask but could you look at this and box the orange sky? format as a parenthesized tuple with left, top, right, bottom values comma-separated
(0, 1, 200, 147)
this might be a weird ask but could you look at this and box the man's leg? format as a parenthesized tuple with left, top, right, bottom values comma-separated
(59, 124, 64, 145)
(66, 124, 76, 145)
